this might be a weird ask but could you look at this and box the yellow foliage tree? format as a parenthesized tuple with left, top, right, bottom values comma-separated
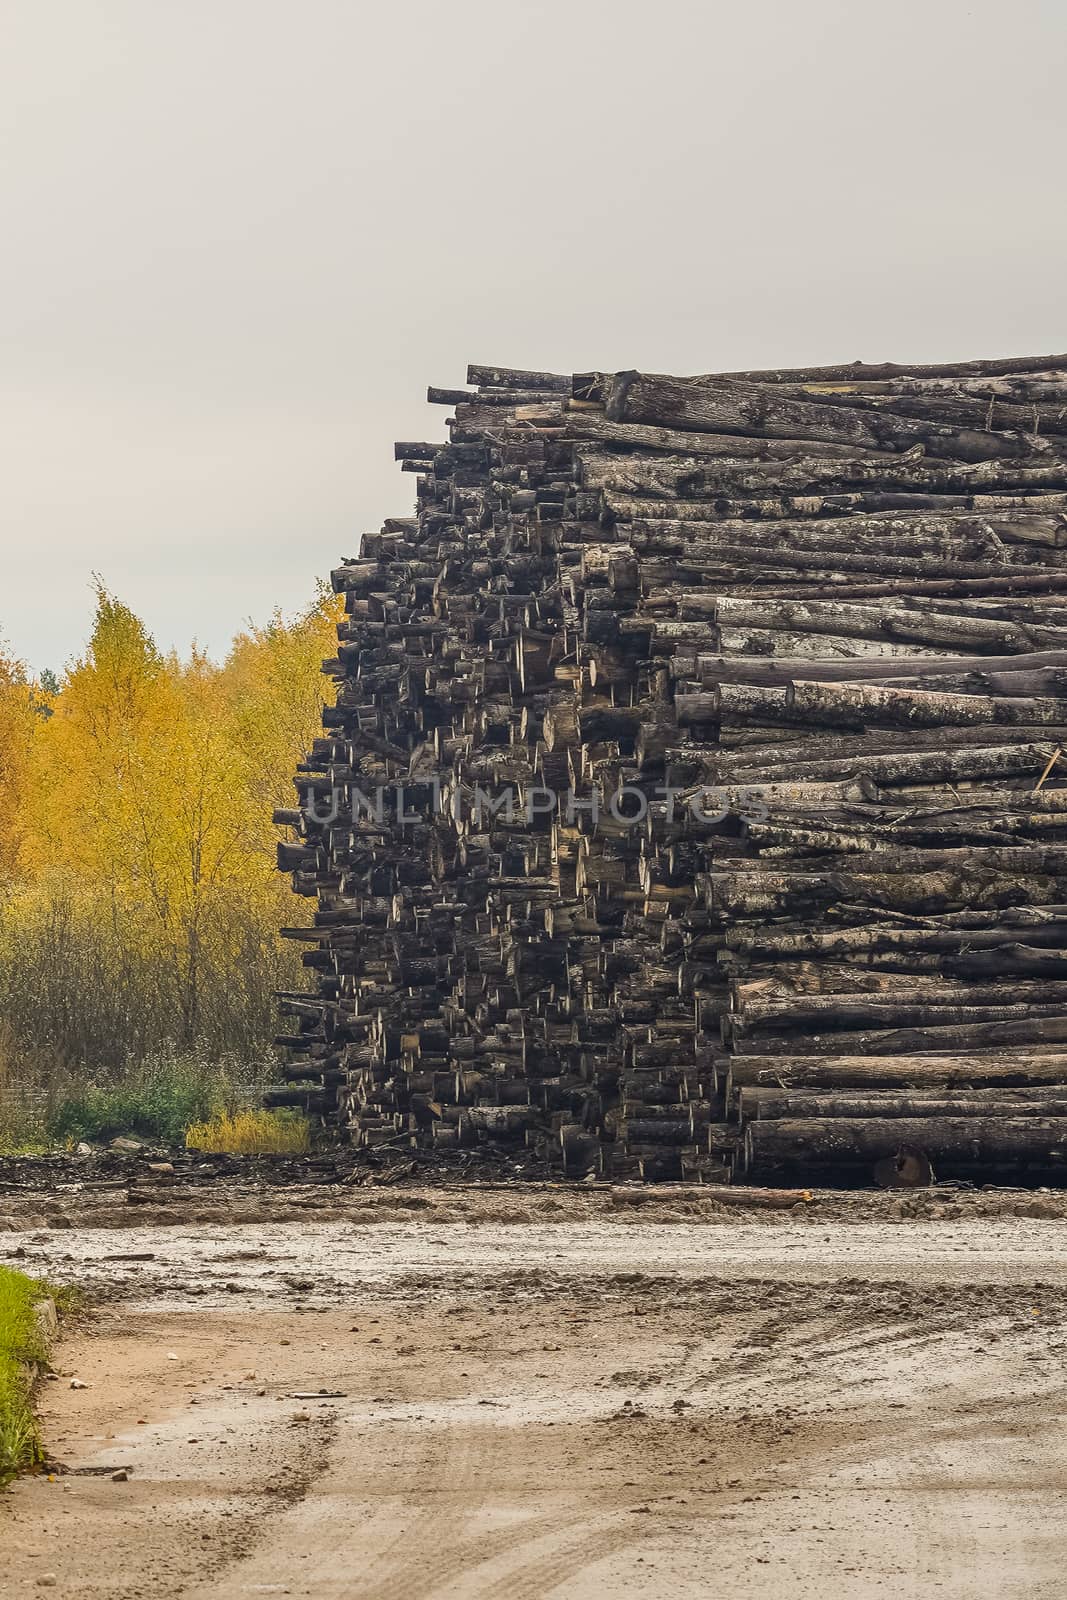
(0, 584, 341, 1069)
(225, 583, 342, 821)
(0, 644, 42, 885)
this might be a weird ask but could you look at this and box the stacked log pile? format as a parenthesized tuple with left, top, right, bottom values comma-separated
(275, 352, 1067, 1186)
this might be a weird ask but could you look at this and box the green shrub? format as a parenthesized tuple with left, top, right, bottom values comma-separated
(0, 1047, 274, 1151)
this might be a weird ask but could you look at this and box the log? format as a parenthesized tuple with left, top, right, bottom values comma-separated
(716, 353, 1067, 383)
(467, 363, 571, 392)
(725, 914, 1067, 961)
(739, 1087, 1067, 1121)
(745, 1116, 1067, 1183)
(680, 649, 1067, 688)
(865, 669, 1067, 698)
(773, 382, 1067, 437)
(713, 596, 1067, 653)
(943, 944, 1067, 979)
(730, 981, 1067, 1032)
(629, 532, 1067, 584)
(606, 372, 1051, 462)
(730, 1016, 1067, 1058)
(577, 448, 1067, 503)
(713, 740, 1060, 787)
(786, 680, 1064, 730)
(724, 1053, 1067, 1095)
(611, 1183, 813, 1207)
(560, 413, 903, 460)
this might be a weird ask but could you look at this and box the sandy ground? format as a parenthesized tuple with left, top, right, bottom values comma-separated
(2, 1187, 1066, 1598)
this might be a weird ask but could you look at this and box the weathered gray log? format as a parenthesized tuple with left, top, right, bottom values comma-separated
(576, 448, 1067, 503)
(729, 981, 1067, 1032)
(263, 1087, 331, 1111)
(713, 739, 1059, 787)
(727, 965, 1056, 1002)
(611, 489, 1067, 525)
(715, 353, 1067, 383)
(679, 678, 1066, 732)
(866, 669, 1067, 697)
(943, 944, 1067, 979)
(672, 728, 1066, 782)
(611, 1183, 814, 1207)
(786, 680, 1064, 729)
(724, 1053, 1067, 1095)
(738, 1087, 1067, 1120)
(713, 628, 955, 661)
(606, 372, 1052, 462)
(467, 363, 571, 392)
(725, 912, 1067, 960)
(627, 529, 1067, 583)
(679, 649, 1067, 688)
(559, 413, 902, 460)
(730, 1015, 1067, 1057)
(731, 1002, 1067, 1045)
(712, 596, 1067, 653)
(703, 864, 1067, 924)
(773, 382, 1067, 437)
(745, 1116, 1067, 1181)
(679, 684, 791, 724)
(801, 375, 1067, 398)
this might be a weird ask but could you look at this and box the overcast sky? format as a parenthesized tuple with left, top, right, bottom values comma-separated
(2, 0, 1065, 674)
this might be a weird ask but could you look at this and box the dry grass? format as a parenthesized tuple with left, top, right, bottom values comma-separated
(185, 1108, 309, 1156)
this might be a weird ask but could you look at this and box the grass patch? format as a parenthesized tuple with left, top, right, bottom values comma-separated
(45, 1054, 234, 1146)
(0, 1048, 275, 1151)
(0, 1116, 49, 1158)
(185, 1108, 309, 1155)
(0, 1266, 51, 1484)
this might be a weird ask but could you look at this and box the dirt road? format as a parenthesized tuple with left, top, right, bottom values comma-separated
(2, 1189, 1066, 1598)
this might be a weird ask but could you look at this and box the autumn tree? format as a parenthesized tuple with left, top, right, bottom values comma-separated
(0, 584, 340, 1072)
(0, 643, 41, 884)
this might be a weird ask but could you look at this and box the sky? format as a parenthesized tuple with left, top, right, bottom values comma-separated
(2, 0, 1065, 674)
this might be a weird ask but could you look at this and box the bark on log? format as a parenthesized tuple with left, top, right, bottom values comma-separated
(716, 354, 1067, 384)
(730, 980, 1067, 1032)
(681, 650, 1067, 688)
(724, 1053, 1067, 1093)
(711, 739, 1060, 787)
(606, 372, 1052, 463)
(467, 363, 571, 392)
(730, 1015, 1067, 1057)
(577, 448, 1067, 504)
(739, 1087, 1067, 1120)
(611, 1183, 813, 1207)
(713, 596, 1067, 653)
(745, 1116, 1067, 1182)
(786, 680, 1064, 729)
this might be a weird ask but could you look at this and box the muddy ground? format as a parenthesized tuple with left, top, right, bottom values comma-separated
(2, 1176, 1066, 1598)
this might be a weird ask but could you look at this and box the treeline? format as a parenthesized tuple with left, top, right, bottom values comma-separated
(0, 585, 339, 1083)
